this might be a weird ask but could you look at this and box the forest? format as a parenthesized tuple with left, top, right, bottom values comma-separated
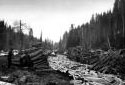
(59, 0, 125, 52)
(0, 20, 40, 50)
(0, 21, 55, 52)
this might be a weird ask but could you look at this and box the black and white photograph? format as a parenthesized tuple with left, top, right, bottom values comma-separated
(0, 0, 125, 85)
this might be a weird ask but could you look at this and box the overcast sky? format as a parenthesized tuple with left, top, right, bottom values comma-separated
(0, 0, 115, 42)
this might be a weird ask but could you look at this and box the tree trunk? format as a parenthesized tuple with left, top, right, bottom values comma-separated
(107, 35, 111, 49)
(122, 14, 125, 48)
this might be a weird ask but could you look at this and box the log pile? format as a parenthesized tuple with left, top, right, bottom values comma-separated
(12, 47, 50, 71)
(92, 50, 125, 80)
(67, 47, 125, 80)
(0, 48, 72, 85)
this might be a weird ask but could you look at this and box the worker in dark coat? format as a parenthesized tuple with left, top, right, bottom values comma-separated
(20, 51, 33, 68)
(8, 48, 13, 68)
(24, 51, 33, 67)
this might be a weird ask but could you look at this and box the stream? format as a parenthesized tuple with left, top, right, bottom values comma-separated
(48, 54, 124, 85)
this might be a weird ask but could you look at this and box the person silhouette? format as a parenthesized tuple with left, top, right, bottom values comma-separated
(8, 48, 13, 68)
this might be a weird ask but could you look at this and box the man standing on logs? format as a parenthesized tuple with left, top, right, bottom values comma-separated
(20, 51, 33, 68)
(24, 51, 33, 68)
(8, 48, 13, 68)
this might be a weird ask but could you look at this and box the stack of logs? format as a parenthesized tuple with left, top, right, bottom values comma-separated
(67, 47, 125, 80)
(12, 47, 50, 71)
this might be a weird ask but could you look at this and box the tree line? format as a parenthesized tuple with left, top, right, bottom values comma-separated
(59, 0, 125, 51)
(0, 20, 40, 51)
